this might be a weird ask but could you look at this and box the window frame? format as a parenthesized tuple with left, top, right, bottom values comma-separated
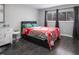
(46, 8, 74, 21)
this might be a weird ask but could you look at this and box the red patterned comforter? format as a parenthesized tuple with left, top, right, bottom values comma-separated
(22, 27, 59, 49)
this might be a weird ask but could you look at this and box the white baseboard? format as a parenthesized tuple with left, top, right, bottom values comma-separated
(60, 34, 72, 37)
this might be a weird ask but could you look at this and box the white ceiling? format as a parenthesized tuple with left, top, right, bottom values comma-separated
(27, 4, 62, 9)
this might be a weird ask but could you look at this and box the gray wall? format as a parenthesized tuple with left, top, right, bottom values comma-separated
(0, 4, 39, 45)
(5, 4, 38, 31)
(37, 10, 45, 26)
(38, 4, 79, 37)
(47, 21, 74, 37)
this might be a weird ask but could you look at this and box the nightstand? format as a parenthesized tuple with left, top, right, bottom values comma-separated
(12, 31, 20, 43)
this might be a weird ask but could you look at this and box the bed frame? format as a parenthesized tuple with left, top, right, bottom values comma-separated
(21, 21, 58, 50)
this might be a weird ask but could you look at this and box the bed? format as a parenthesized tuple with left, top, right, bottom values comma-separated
(21, 21, 59, 50)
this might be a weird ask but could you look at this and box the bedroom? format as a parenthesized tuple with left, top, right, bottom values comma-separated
(0, 4, 79, 55)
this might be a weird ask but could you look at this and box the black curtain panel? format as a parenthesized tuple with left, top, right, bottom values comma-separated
(44, 11, 48, 27)
(55, 9, 59, 28)
(73, 6, 79, 39)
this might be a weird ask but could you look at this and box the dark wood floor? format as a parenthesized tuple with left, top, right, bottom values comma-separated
(0, 36, 79, 55)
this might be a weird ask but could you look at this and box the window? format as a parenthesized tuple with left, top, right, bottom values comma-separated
(47, 11, 56, 21)
(47, 8, 74, 21)
(58, 12, 66, 21)
(47, 13, 53, 20)
(66, 11, 74, 21)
